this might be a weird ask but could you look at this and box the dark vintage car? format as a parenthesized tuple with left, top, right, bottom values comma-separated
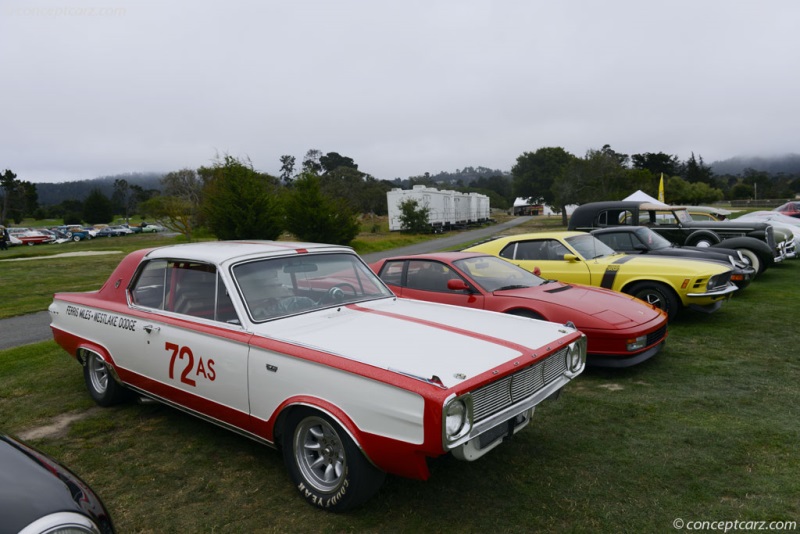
(568, 201, 777, 275)
(590, 226, 755, 291)
(0, 434, 115, 533)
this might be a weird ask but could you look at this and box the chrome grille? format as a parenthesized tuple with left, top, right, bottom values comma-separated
(471, 349, 567, 422)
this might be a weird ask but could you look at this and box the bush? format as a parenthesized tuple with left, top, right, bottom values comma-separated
(285, 174, 360, 245)
(201, 156, 283, 240)
(398, 198, 431, 233)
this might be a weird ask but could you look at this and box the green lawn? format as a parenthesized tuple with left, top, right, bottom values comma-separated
(1, 222, 798, 532)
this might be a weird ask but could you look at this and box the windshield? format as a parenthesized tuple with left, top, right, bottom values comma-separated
(454, 255, 546, 291)
(233, 253, 393, 322)
(565, 234, 617, 259)
(633, 227, 674, 250)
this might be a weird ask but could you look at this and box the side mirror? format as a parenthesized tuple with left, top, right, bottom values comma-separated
(447, 279, 470, 291)
(532, 267, 542, 276)
(563, 254, 579, 262)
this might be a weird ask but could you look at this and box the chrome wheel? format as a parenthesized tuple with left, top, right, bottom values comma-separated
(87, 354, 110, 395)
(293, 415, 346, 493)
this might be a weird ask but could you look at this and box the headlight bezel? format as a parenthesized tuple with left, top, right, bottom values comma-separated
(442, 395, 473, 446)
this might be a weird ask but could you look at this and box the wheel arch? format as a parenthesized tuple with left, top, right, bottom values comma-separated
(504, 307, 546, 320)
(620, 277, 684, 305)
(272, 398, 368, 458)
(76, 345, 123, 384)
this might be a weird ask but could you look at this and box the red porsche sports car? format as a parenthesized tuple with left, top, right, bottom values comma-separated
(371, 252, 668, 367)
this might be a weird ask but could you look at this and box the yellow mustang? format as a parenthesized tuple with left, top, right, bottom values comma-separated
(464, 231, 737, 320)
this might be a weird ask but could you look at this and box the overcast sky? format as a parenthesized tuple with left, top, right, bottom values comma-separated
(2, 1, 798, 184)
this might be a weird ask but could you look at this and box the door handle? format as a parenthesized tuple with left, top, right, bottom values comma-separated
(143, 325, 160, 334)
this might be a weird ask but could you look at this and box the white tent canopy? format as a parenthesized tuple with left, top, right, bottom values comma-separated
(623, 190, 667, 206)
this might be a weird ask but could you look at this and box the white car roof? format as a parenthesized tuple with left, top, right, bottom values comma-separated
(143, 241, 354, 266)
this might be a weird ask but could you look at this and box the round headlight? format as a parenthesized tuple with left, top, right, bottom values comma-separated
(445, 399, 467, 437)
(566, 340, 585, 373)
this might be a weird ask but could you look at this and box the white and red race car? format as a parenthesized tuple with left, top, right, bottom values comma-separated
(49, 241, 586, 510)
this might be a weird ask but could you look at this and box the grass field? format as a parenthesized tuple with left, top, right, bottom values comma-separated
(1, 217, 798, 532)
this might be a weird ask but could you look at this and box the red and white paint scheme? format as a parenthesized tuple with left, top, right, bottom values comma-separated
(7, 227, 52, 245)
(50, 241, 586, 511)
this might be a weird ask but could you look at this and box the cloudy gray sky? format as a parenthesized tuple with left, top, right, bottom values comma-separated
(2, 1, 798, 184)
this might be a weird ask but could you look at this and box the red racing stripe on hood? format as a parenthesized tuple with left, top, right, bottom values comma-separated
(347, 303, 537, 355)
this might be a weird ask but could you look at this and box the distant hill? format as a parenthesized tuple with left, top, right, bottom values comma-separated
(36, 172, 164, 206)
(711, 154, 800, 176)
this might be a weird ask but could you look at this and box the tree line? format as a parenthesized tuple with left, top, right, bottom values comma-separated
(511, 145, 800, 224)
(3, 146, 800, 239)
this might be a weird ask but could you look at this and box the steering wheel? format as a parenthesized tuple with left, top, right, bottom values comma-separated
(322, 283, 357, 304)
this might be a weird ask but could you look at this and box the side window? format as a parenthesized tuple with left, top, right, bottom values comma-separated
(131, 260, 239, 324)
(378, 261, 405, 287)
(599, 232, 634, 252)
(516, 240, 571, 261)
(499, 243, 516, 259)
(653, 210, 677, 225)
(406, 261, 457, 292)
(130, 260, 170, 309)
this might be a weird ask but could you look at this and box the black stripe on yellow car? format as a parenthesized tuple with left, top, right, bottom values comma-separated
(600, 255, 637, 289)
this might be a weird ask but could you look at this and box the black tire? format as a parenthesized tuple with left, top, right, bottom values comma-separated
(507, 309, 544, 320)
(626, 281, 680, 321)
(83, 351, 130, 407)
(282, 408, 385, 511)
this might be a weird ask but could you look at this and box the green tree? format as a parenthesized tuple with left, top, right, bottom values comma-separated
(279, 155, 296, 184)
(111, 179, 132, 222)
(512, 147, 576, 207)
(201, 155, 284, 240)
(320, 152, 358, 174)
(1, 169, 19, 224)
(302, 149, 323, 175)
(683, 153, 714, 185)
(631, 152, 680, 177)
(284, 173, 360, 245)
(82, 189, 114, 225)
(139, 196, 196, 240)
(397, 198, 431, 234)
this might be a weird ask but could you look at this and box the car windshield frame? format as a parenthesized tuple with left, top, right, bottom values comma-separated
(232, 252, 394, 322)
(564, 234, 617, 259)
(453, 256, 547, 292)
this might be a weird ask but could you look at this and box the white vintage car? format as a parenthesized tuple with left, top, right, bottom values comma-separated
(49, 241, 586, 510)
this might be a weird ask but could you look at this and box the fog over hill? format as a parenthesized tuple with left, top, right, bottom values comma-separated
(35, 172, 164, 206)
(711, 154, 800, 175)
(29, 153, 800, 206)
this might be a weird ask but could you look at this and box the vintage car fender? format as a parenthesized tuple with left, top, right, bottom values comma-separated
(713, 237, 774, 274)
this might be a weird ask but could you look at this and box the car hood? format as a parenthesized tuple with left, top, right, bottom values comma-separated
(498, 283, 663, 326)
(249, 297, 578, 389)
(593, 254, 730, 275)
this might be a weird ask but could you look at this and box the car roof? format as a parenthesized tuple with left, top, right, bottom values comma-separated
(143, 240, 354, 265)
(380, 251, 486, 262)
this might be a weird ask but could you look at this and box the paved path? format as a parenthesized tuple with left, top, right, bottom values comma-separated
(0, 217, 532, 350)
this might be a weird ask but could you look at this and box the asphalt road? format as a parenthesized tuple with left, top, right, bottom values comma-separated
(0, 217, 532, 350)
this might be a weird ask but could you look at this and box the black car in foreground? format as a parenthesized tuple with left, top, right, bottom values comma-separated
(0, 434, 115, 534)
(590, 226, 755, 291)
(568, 201, 777, 275)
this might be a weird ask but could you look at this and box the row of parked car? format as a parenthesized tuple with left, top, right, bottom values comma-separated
(7, 201, 798, 528)
(4, 223, 164, 246)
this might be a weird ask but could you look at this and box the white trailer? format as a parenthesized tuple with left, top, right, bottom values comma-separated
(387, 187, 489, 231)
